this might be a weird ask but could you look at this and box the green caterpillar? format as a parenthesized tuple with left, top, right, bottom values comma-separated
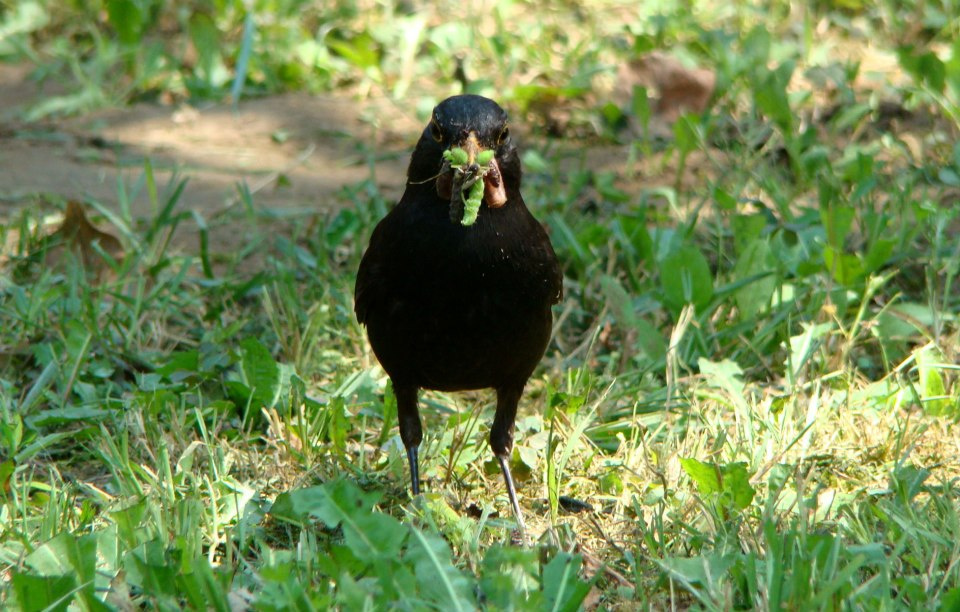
(442, 147, 496, 226)
(443, 147, 494, 169)
(443, 147, 469, 166)
(477, 149, 494, 166)
(461, 178, 484, 226)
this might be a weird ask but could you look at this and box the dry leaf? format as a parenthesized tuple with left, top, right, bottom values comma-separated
(616, 51, 716, 122)
(105, 569, 136, 612)
(228, 587, 256, 612)
(44, 201, 124, 280)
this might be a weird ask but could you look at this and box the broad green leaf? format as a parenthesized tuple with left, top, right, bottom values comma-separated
(510, 85, 589, 112)
(106, 0, 143, 45)
(891, 464, 931, 503)
(940, 586, 960, 612)
(898, 48, 946, 92)
(480, 546, 540, 609)
(698, 358, 748, 412)
(20, 358, 59, 413)
(917, 348, 953, 416)
(829, 102, 871, 132)
(617, 215, 653, 264)
(429, 22, 472, 52)
(731, 213, 768, 255)
(600, 275, 666, 361)
(820, 204, 855, 251)
(238, 337, 281, 410)
(111, 501, 148, 547)
(754, 62, 795, 133)
(542, 553, 592, 612)
(270, 482, 375, 522)
(270, 480, 406, 563)
(600, 101, 624, 127)
(0, 460, 14, 491)
(658, 553, 739, 590)
(940, 167, 960, 186)
(189, 13, 222, 84)
(12, 572, 76, 612)
(327, 32, 381, 70)
(371, 560, 417, 604)
(521, 149, 550, 174)
(719, 462, 756, 510)
(177, 557, 231, 611)
(741, 25, 771, 67)
(823, 245, 864, 285)
(673, 115, 699, 155)
(786, 322, 833, 386)
(25, 532, 95, 577)
(156, 350, 200, 377)
(713, 187, 737, 212)
(631, 85, 651, 129)
(24, 531, 116, 610)
(406, 528, 475, 610)
(340, 513, 407, 564)
(334, 570, 378, 609)
(125, 539, 180, 599)
(660, 244, 714, 310)
(680, 458, 756, 510)
(22, 533, 113, 611)
(732, 238, 776, 320)
(680, 457, 722, 495)
(863, 238, 895, 275)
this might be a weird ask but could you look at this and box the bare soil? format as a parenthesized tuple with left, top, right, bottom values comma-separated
(0, 58, 721, 264)
(0, 62, 423, 254)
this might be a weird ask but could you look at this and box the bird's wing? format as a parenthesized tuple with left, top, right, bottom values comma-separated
(526, 215, 563, 306)
(354, 221, 390, 325)
(546, 241, 563, 305)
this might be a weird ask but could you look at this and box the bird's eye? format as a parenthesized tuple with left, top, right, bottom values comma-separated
(429, 121, 443, 143)
(497, 126, 510, 146)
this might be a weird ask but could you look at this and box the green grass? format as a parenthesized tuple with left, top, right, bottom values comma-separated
(2, 0, 960, 609)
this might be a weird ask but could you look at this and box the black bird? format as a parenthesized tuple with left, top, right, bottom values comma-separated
(355, 95, 562, 535)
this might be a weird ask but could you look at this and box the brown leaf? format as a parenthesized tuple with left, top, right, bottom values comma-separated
(45, 201, 124, 280)
(105, 569, 136, 612)
(616, 51, 716, 121)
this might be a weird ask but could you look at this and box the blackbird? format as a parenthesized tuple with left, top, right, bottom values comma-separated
(355, 95, 562, 536)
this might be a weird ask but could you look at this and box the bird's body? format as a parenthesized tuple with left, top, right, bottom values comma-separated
(355, 95, 561, 536)
(356, 184, 557, 391)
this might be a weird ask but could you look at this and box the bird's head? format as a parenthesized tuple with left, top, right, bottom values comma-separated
(407, 95, 520, 222)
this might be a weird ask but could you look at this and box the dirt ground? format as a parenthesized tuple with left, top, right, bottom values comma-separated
(0, 59, 722, 261)
(0, 62, 427, 254)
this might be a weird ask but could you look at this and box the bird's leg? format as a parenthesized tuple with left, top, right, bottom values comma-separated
(492, 384, 526, 539)
(496, 454, 526, 539)
(395, 384, 423, 496)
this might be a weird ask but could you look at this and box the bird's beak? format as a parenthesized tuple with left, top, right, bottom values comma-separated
(461, 132, 482, 166)
(436, 132, 507, 210)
